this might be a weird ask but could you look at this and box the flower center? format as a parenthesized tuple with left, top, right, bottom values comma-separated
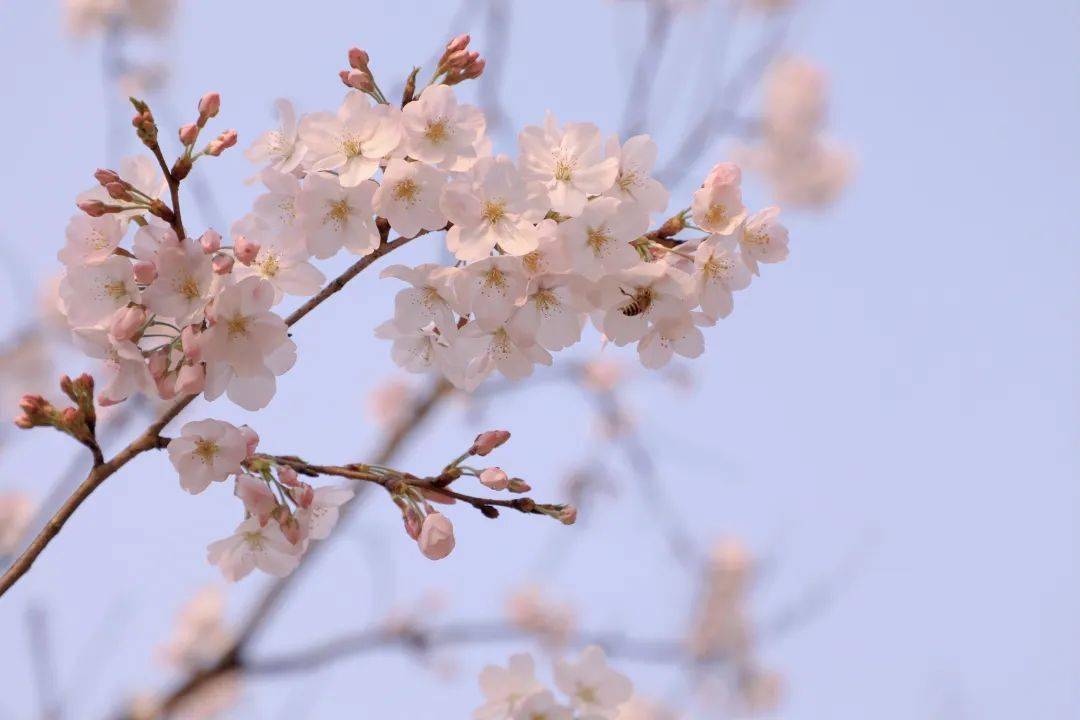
(482, 266, 507, 291)
(481, 199, 507, 225)
(534, 289, 559, 314)
(104, 280, 128, 300)
(341, 135, 363, 158)
(178, 275, 201, 300)
(193, 438, 220, 464)
(392, 178, 420, 204)
(704, 203, 728, 228)
(226, 313, 249, 339)
(242, 531, 265, 550)
(585, 226, 611, 257)
(88, 229, 110, 251)
(553, 157, 574, 182)
(522, 251, 542, 275)
(325, 199, 352, 229)
(424, 118, 450, 144)
(704, 254, 735, 279)
(745, 228, 770, 246)
(617, 169, 639, 192)
(259, 252, 281, 278)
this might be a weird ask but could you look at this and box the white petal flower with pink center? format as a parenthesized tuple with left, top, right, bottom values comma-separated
(251, 169, 304, 242)
(509, 275, 588, 352)
(512, 691, 573, 720)
(450, 256, 530, 330)
(206, 516, 301, 582)
(518, 113, 619, 216)
(373, 159, 447, 239)
(72, 328, 152, 405)
(132, 220, 181, 264)
(141, 240, 213, 323)
(298, 485, 355, 541)
(58, 214, 123, 267)
(740, 206, 790, 275)
(691, 171, 747, 235)
(380, 263, 459, 335)
(245, 98, 306, 174)
(474, 653, 545, 720)
(637, 314, 705, 369)
(595, 260, 693, 346)
(232, 214, 325, 304)
(517, 220, 570, 277)
(558, 197, 648, 281)
(374, 320, 457, 377)
(604, 134, 670, 215)
(401, 84, 486, 170)
(201, 277, 294, 410)
(692, 233, 751, 321)
(442, 155, 548, 262)
(76, 155, 166, 229)
(554, 645, 634, 714)
(167, 419, 247, 494)
(60, 255, 141, 327)
(296, 172, 379, 259)
(458, 320, 552, 387)
(299, 92, 402, 186)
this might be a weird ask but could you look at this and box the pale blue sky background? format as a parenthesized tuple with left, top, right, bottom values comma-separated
(0, 1, 1077, 718)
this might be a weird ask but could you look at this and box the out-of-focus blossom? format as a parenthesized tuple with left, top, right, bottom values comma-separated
(0, 492, 34, 555)
(157, 585, 234, 670)
(65, 0, 177, 38)
(506, 585, 576, 647)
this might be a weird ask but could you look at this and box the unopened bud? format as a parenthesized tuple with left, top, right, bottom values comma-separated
(479, 505, 500, 519)
(557, 505, 578, 525)
(446, 34, 470, 54)
(94, 168, 121, 186)
(239, 425, 259, 457)
(212, 253, 234, 275)
(205, 129, 237, 156)
(133, 259, 157, 284)
(199, 229, 222, 254)
(479, 467, 509, 491)
(507, 478, 531, 493)
(471, 430, 511, 456)
(109, 305, 146, 341)
(105, 182, 131, 201)
(77, 199, 108, 217)
(277, 465, 300, 488)
(198, 92, 221, 120)
(179, 123, 198, 146)
(148, 199, 175, 223)
(233, 234, 260, 265)
(348, 47, 370, 70)
(341, 69, 374, 93)
(463, 58, 486, 80)
(292, 482, 314, 509)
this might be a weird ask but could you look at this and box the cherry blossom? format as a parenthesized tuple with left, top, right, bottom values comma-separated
(245, 98, 307, 174)
(518, 113, 619, 217)
(418, 511, 456, 560)
(740, 206, 790, 275)
(475, 653, 545, 720)
(299, 92, 402, 186)
(58, 214, 123, 267)
(604, 134, 669, 215)
(442, 155, 548, 261)
(509, 275, 589, 352)
(692, 233, 752, 321)
(372, 159, 447, 238)
(206, 515, 301, 581)
(512, 691, 572, 720)
(636, 314, 705, 369)
(167, 419, 247, 494)
(0, 492, 34, 556)
(691, 172, 747, 235)
(141, 240, 213, 323)
(557, 197, 648, 281)
(297, 485, 354, 541)
(296, 172, 379, 258)
(458, 320, 552, 386)
(72, 328, 153, 404)
(76, 155, 166, 228)
(451, 256, 530, 330)
(401, 83, 487, 170)
(380, 263, 459, 335)
(60, 255, 141, 327)
(231, 214, 325, 303)
(594, 261, 692, 346)
(553, 646, 634, 715)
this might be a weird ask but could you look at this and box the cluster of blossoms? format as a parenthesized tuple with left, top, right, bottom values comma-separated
(64, 0, 175, 38)
(476, 647, 638, 720)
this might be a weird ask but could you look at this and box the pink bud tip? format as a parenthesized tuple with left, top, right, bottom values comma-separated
(199, 229, 222, 254)
(239, 425, 260, 457)
(348, 47, 370, 70)
(179, 123, 199, 146)
(108, 305, 146, 342)
(212, 253, 234, 275)
(133, 259, 157, 284)
(277, 465, 300, 488)
(77, 200, 107, 217)
(479, 467, 510, 491)
(174, 363, 206, 396)
(446, 34, 470, 53)
(94, 168, 121, 186)
(558, 505, 578, 525)
(472, 430, 511, 456)
(198, 92, 221, 119)
(233, 235, 260, 265)
(418, 512, 455, 560)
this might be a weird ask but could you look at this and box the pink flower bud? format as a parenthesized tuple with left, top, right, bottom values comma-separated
(277, 465, 300, 488)
(418, 512, 455, 560)
(133, 260, 157, 284)
(94, 168, 121, 186)
(472, 430, 510, 456)
(479, 467, 509, 491)
(212, 253, 234, 275)
(180, 325, 202, 362)
(446, 34, 470, 54)
(704, 161, 742, 188)
(77, 200, 108, 217)
(463, 58, 486, 80)
(147, 348, 170, 380)
(342, 69, 374, 92)
(294, 483, 315, 509)
(235, 474, 277, 526)
(348, 47, 370, 70)
(105, 181, 131, 200)
(557, 505, 578, 525)
(199, 229, 221, 254)
(109, 305, 146, 342)
(198, 92, 221, 119)
(234, 234, 260, 265)
(174, 363, 206, 396)
(507, 478, 531, 494)
(238, 425, 260, 457)
(179, 123, 199, 145)
(206, 129, 238, 156)
(403, 506, 423, 540)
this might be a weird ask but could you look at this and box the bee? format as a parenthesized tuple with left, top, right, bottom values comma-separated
(619, 287, 654, 317)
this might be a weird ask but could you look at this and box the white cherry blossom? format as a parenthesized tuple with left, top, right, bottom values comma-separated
(245, 98, 306, 174)
(380, 263, 459, 335)
(250, 169, 304, 242)
(450, 256, 530, 330)
(637, 314, 705, 369)
(458, 320, 552, 387)
(60, 255, 141, 327)
(231, 214, 325, 303)
(401, 84, 486, 170)
(594, 262, 693, 346)
(76, 155, 166, 228)
(512, 691, 572, 720)
(206, 516, 301, 581)
(58, 214, 123, 267)
(553, 646, 634, 715)
(509, 275, 588, 352)
(604, 134, 669, 215)
(558, 197, 648, 281)
(475, 653, 545, 720)
(692, 233, 752, 321)
(740, 205, 790, 274)
(691, 173, 747, 235)
(166, 419, 247, 495)
(298, 485, 354, 541)
(71, 328, 152, 404)
(518, 113, 619, 216)
(442, 155, 548, 262)
(299, 92, 402, 186)
(141, 240, 213, 323)
(372, 159, 447, 238)
(296, 172, 379, 258)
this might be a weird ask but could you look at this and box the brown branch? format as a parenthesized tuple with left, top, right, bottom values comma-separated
(0, 228, 427, 601)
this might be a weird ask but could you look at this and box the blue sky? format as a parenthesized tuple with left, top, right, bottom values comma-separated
(0, 1, 1077, 718)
